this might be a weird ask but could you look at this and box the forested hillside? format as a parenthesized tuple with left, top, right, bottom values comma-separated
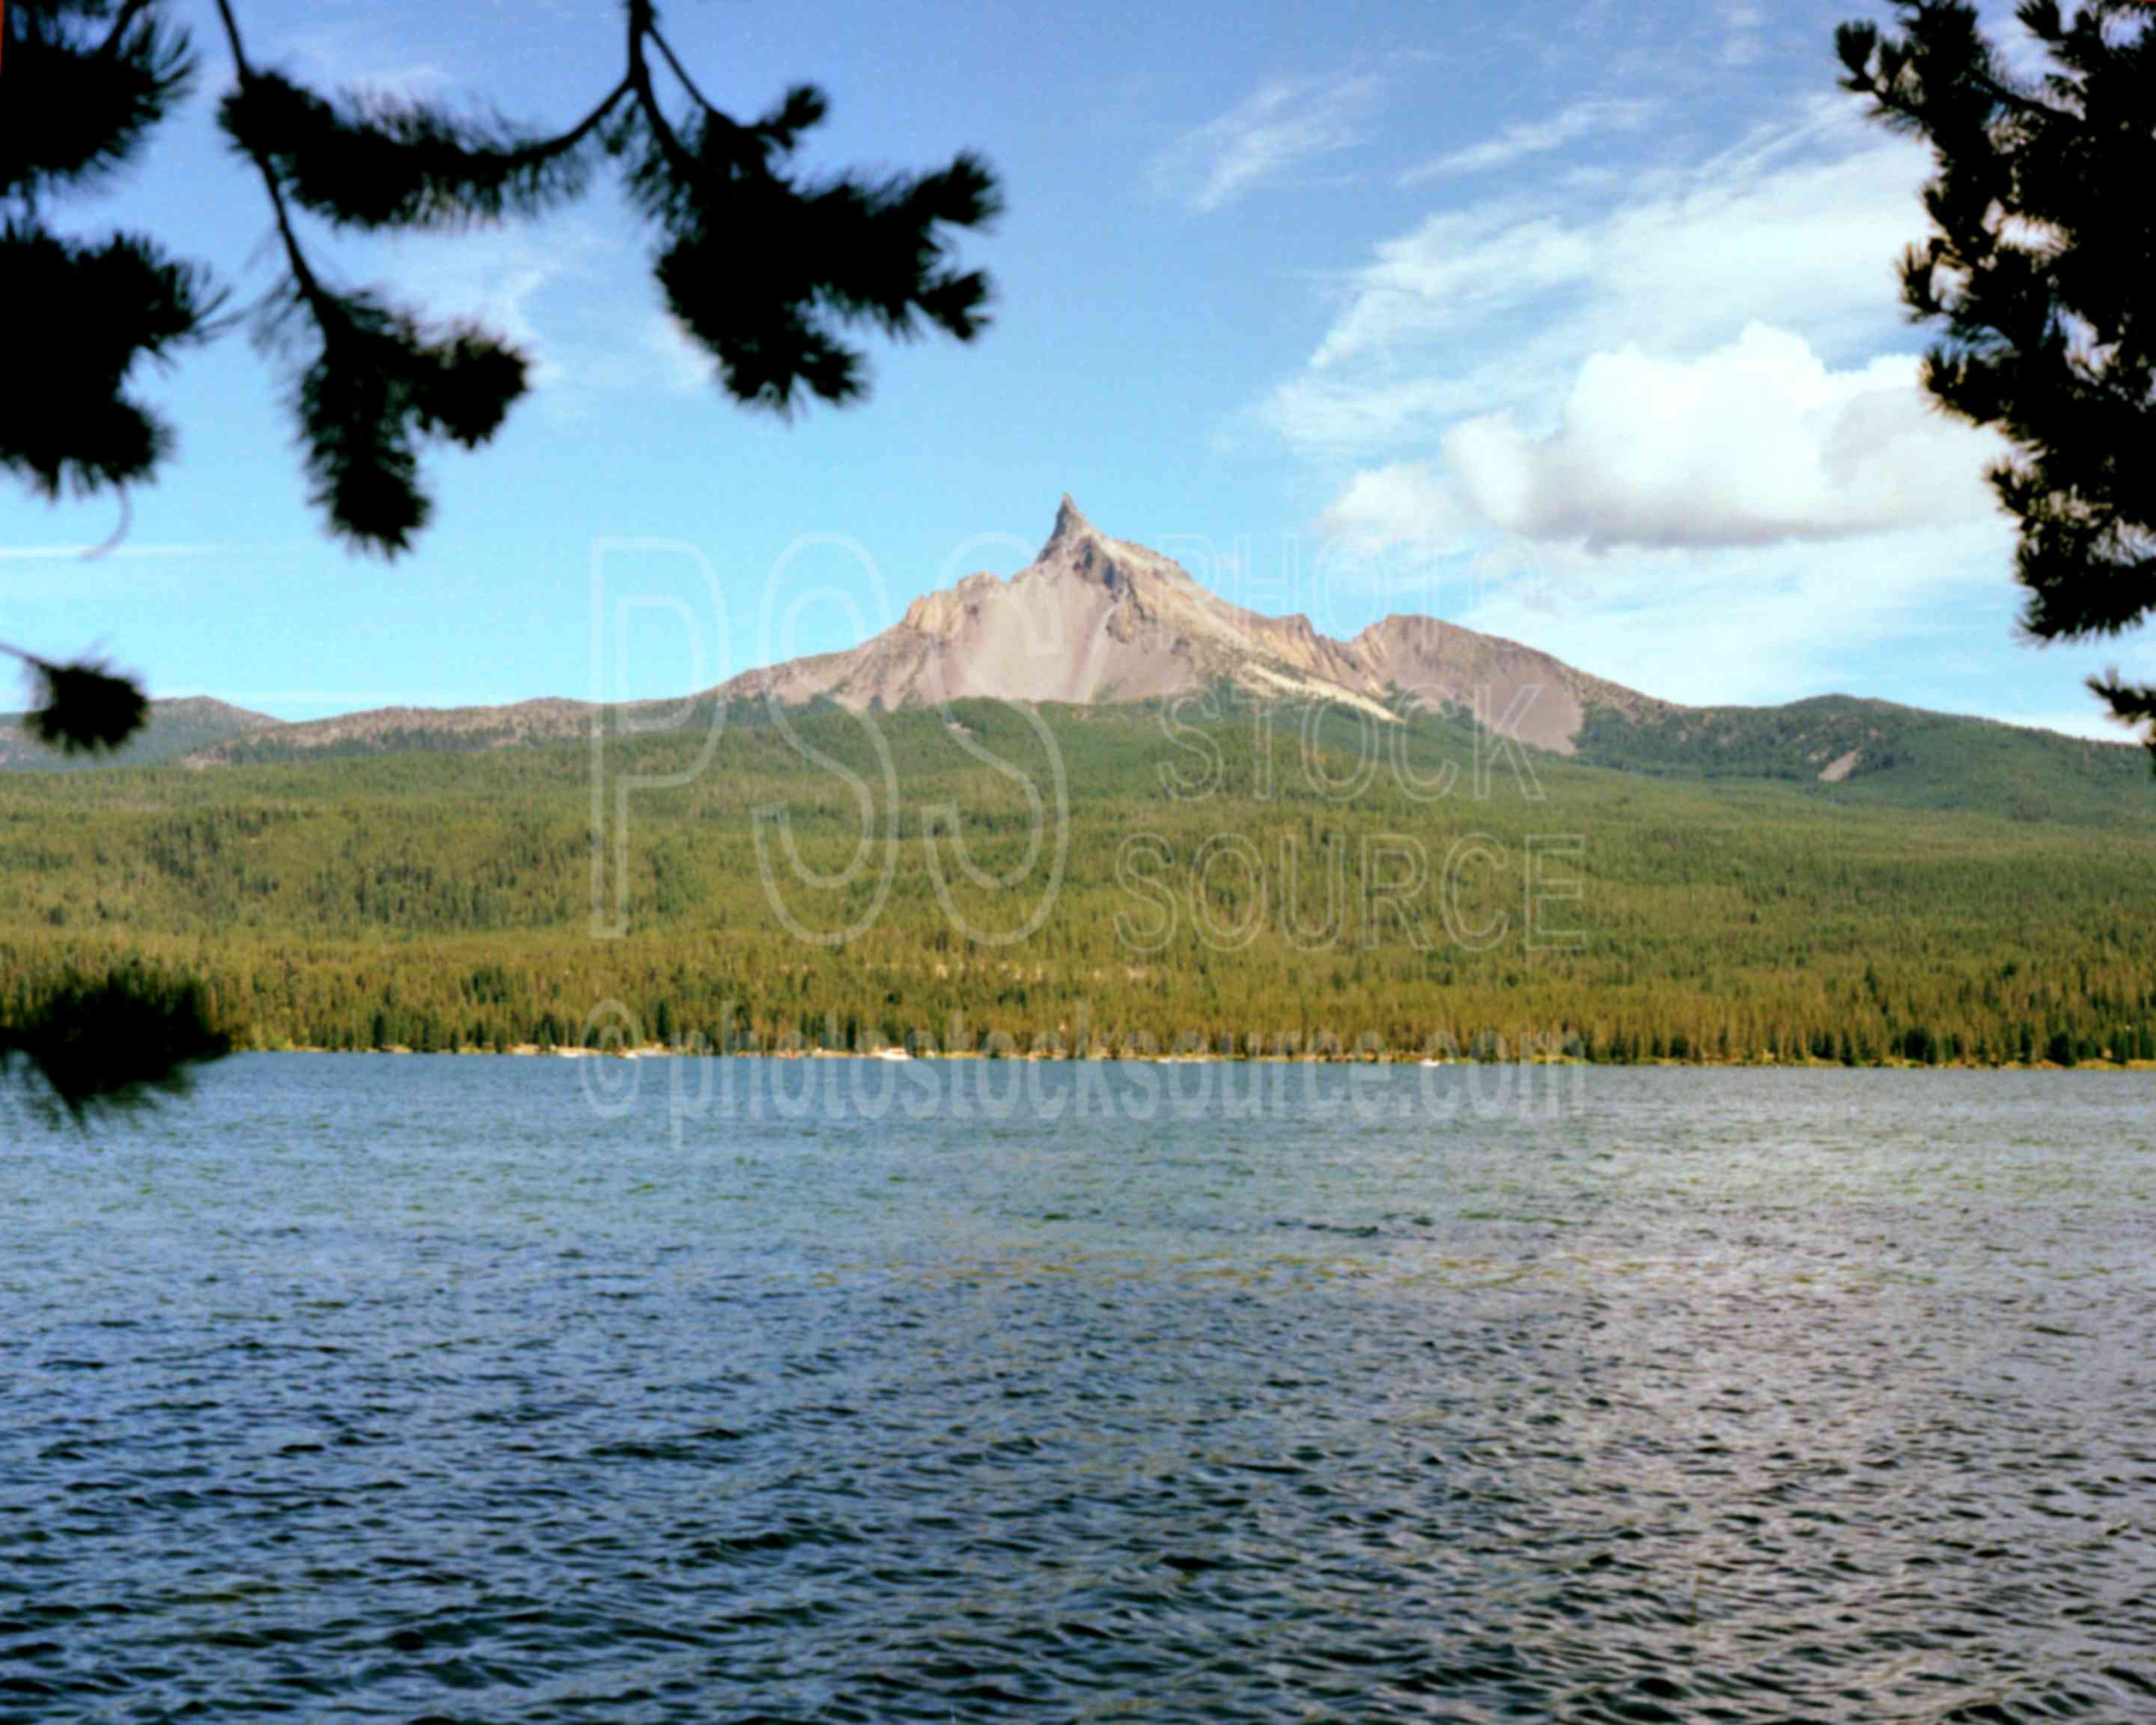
(2, 696, 2151, 1065)
(1576, 695, 2149, 821)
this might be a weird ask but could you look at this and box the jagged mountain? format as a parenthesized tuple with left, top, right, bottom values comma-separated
(712, 496, 1665, 752)
(0, 696, 280, 771)
(716, 495, 1387, 714)
(42, 496, 2144, 816)
(181, 496, 1671, 767)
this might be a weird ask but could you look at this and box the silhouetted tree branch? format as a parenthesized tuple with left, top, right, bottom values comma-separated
(1, 0, 1002, 751)
(0, 964, 233, 1124)
(1, 644, 148, 752)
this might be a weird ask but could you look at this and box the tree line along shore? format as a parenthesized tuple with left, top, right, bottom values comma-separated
(2, 703, 2152, 1074)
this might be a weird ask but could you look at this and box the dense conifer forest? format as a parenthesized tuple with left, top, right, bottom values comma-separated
(1, 698, 2151, 1066)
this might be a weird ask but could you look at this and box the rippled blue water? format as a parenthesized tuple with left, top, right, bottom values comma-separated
(4, 1055, 2154, 1722)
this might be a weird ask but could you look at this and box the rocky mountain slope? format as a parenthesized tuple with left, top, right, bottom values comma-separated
(174, 497, 1674, 767)
(710, 496, 1666, 751)
(15, 498, 2142, 811)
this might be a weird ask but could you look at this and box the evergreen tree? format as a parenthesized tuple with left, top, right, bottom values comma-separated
(1838, 1, 2156, 756)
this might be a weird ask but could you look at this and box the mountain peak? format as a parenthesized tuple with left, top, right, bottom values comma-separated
(695, 505, 1666, 749)
(1045, 493, 1094, 553)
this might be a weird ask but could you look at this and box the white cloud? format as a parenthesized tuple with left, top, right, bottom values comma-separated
(1257, 88, 2092, 719)
(1440, 324, 2003, 550)
(369, 223, 601, 390)
(1306, 328, 2012, 702)
(1318, 461, 1470, 552)
(1150, 74, 1382, 213)
(1300, 105, 1930, 391)
(1400, 99, 1655, 182)
(1455, 520, 2022, 708)
(1283, 98, 2004, 556)
(1270, 132, 1935, 453)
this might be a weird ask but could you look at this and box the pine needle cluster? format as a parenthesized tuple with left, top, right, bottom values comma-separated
(1839, 1, 2155, 755)
(1, 0, 1000, 741)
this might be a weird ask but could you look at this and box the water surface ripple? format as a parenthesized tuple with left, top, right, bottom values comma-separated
(4, 1057, 2152, 1721)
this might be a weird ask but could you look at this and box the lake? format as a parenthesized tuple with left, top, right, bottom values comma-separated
(4, 1055, 2152, 1721)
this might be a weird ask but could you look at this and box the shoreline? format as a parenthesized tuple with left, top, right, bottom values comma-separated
(237, 1044, 2156, 1073)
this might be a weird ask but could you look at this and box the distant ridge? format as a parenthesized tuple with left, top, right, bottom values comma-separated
(0, 695, 280, 772)
(31, 497, 2138, 814)
(178, 696, 606, 769)
(178, 498, 1673, 767)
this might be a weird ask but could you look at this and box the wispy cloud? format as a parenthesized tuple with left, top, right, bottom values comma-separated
(639, 315, 713, 397)
(1270, 100, 1936, 457)
(0, 542, 249, 564)
(1150, 73, 1383, 213)
(1451, 520, 2021, 708)
(1400, 98, 1655, 183)
(354, 217, 720, 415)
(1289, 105, 1992, 556)
(271, 22, 452, 98)
(1720, 2, 1765, 67)
(371, 223, 600, 389)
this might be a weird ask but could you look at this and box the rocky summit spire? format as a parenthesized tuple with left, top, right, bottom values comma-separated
(1044, 493, 1094, 555)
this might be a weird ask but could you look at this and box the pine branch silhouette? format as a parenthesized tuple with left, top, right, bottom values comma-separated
(1, 220, 219, 499)
(0, 2, 1001, 1115)
(0, 964, 234, 1124)
(0, 0, 194, 202)
(1839, 0, 2156, 761)
(2, 646, 150, 754)
(219, 67, 621, 231)
(4, 0, 999, 566)
(2, 0, 1002, 740)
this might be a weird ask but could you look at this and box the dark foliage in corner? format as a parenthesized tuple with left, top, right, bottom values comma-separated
(1837, 1, 2156, 760)
(1, 0, 999, 736)
(2, 0, 1000, 562)
(0, 964, 233, 1123)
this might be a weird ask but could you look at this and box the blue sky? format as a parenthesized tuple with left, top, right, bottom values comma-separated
(4, 0, 2143, 735)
